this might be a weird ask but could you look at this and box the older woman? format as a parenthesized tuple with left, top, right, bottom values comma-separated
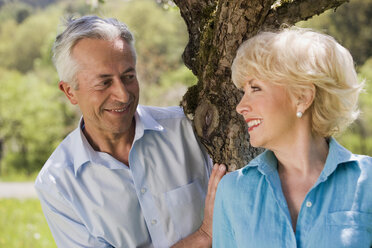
(213, 27, 372, 247)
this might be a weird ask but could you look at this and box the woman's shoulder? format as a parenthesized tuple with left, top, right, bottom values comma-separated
(351, 154, 372, 171)
(339, 153, 372, 191)
(219, 163, 262, 190)
(330, 138, 372, 173)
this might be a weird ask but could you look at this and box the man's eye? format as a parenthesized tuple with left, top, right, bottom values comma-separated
(121, 75, 135, 82)
(97, 80, 111, 89)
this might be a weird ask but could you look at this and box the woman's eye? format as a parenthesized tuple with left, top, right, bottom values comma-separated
(251, 86, 260, 92)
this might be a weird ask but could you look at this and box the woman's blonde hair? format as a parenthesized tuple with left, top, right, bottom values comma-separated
(232, 27, 364, 137)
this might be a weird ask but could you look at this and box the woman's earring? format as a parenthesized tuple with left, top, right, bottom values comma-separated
(296, 111, 303, 118)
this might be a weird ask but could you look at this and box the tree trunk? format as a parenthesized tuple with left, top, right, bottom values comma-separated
(173, 0, 349, 171)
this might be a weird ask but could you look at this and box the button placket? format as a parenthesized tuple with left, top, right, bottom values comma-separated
(129, 137, 167, 247)
(140, 187, 147, 194)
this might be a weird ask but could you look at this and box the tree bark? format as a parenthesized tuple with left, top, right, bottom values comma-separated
(174, 0, 349, 171)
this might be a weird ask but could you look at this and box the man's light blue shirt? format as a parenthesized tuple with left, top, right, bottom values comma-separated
(35, 105, 212, 248)
(213, 138, 372, 248)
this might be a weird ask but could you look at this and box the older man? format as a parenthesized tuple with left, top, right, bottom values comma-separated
(35, 16, 225, 248)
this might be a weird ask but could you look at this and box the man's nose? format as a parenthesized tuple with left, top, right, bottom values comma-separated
(111, 78, 130, 103)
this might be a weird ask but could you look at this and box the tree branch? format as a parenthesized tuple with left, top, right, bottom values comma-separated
(263, 0, 349, 29)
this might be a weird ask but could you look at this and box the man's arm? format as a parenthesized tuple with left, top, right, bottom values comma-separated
(172, 163, 226, 248)
(35, 181, 110, 248)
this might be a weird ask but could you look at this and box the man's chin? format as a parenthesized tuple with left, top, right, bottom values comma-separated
(106, 119, 135, 134)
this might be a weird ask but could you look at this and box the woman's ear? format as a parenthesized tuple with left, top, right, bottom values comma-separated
(296, 84, 315, 114)
(59, 81, 78, 105)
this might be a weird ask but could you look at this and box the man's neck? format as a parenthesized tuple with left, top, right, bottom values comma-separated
(82, 119, 136, 166)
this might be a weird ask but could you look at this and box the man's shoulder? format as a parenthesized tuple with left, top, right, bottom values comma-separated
(35, 128, 80, 187)
(139, 105, 186, 121)
(50, 127, 81, 163)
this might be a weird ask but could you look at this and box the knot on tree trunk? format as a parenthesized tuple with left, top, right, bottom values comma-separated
(194, 100, 219, 139)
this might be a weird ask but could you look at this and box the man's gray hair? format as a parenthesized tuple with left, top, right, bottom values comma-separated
(52, 15, 136, 89)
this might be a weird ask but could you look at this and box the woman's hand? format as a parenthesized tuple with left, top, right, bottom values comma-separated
(199, 164, 227, 243)
(171, 163, 227, 248)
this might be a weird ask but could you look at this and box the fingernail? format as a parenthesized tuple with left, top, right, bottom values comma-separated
(213, 164, 218, 169)
(219, 165, 226, 171)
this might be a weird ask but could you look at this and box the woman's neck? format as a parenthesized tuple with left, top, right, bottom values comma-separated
(274, 134, 329, 177)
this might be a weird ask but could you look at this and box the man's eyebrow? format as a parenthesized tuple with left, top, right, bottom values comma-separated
(98, 74, 111, 79)
(122, 67, 135, 74)
(97, 67, 136, 79)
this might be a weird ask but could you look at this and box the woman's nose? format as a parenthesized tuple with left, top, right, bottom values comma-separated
(236, 93, 252, 116)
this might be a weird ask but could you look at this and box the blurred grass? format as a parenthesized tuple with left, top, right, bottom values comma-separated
(0, 199, 56, 248)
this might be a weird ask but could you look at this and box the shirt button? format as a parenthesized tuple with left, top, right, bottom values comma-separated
(140, 188, 147, 194)
(151, 219, 157, 225)
(306, 201, 312, 207)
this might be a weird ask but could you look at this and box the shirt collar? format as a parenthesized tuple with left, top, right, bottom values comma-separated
(71, 117, 92, 175)
(242, 149, 277, 175)
(242, 137, 356, 178)
(72, 105, 165, 175)
(137, 105, 164, 130)
(318, 137, 356, 181)
(133, 105, 165, 142)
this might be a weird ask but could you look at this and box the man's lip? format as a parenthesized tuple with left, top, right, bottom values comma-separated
(104, 103, 131, 113)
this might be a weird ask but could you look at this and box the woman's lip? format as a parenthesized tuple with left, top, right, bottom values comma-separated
(245, 118, 262, 132)
(248, 123, 261, 132)
(245, 118, 260, 122)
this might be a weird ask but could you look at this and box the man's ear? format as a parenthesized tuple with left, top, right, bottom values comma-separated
(297, 84, 316, 113)
(59, 81, 78, 105)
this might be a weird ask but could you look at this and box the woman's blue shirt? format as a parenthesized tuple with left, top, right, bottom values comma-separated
(213, 138, 372, 248)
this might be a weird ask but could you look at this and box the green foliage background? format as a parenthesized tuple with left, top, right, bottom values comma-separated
(0, 0, 371, 180)
(0, 0, 371, 247)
